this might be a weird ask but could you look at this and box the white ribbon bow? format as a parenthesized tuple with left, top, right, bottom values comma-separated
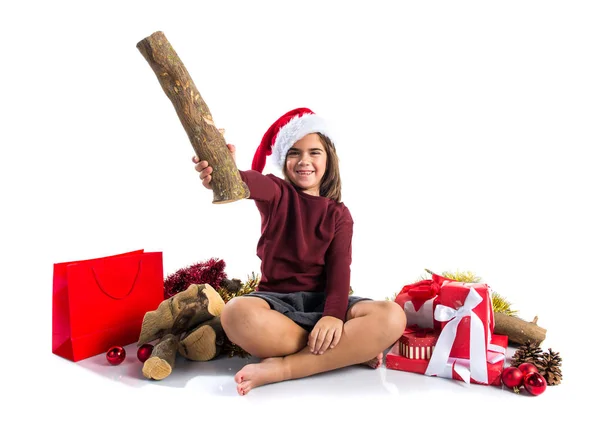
(425, 287, 488, 384)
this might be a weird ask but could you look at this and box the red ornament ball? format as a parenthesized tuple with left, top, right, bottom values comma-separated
(518, 362, 538, 377)
(524, 372, 547, 396)
(501, 366, 524, 393)
(137, 344, 154, 362)
(106, 345, 126, 365)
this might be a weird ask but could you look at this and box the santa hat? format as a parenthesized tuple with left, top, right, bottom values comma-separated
(251, 107, 331, 173)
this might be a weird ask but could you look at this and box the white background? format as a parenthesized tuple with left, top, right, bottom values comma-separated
(1, 0, 597, 430)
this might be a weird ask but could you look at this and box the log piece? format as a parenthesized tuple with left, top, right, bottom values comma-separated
(142, 333, 180, 380)
(137, 31, 249, 204)
(138, 283, 225, 346)
(493, 312, 547, 346)
(179, 316, 225, 361)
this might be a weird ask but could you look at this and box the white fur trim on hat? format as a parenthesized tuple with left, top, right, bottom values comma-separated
(271, 114, 330, 168)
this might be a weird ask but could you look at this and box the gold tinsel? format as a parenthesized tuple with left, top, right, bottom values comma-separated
(435, 269, 481, 283)
(217, 272, 260, 304)
(491, 291, 518, 316)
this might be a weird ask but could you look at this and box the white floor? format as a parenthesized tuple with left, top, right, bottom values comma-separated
(9, 340, 585, 432)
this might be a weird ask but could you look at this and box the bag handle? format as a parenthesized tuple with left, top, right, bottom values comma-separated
(91, 259, 142, 300)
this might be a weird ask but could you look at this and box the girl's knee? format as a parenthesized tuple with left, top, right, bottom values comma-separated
(384, 301, 406, 334)
(220, 297, 268, 334)
(375, 301, 406, 342)
(348, 300, 406, 339)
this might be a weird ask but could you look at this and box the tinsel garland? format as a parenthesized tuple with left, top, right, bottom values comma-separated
(217, 272, 260, 303)
(491, 292, 518, 316)
(163, 257, 227, 299)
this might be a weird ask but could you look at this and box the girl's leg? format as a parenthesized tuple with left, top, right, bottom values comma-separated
(234, 300, 406, 395)
(220, 296, 308, 358)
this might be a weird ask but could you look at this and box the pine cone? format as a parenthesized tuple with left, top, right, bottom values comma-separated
(220, 278, 243, 293)
(510, 341, 544, 369)
(539, 348, 562, 386)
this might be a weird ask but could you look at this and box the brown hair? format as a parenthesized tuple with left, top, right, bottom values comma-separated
(283, 133, 342, 202)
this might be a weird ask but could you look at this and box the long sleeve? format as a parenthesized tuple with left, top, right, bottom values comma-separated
(239, 170, 282, 203)
(322, 209, 353, 320)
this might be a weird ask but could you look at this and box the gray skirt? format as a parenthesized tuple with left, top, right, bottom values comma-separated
(245, 290, 371, 331)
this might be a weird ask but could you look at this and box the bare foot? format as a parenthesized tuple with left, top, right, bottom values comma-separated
(234, 357, 287, 396)
(362, 352, 383, 369)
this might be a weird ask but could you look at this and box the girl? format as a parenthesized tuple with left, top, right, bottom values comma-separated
(193, 108, 406, 395)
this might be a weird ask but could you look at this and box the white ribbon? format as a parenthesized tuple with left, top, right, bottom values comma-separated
(487, 343, 506, 364)
(434, 339, 505, 384)
(439, 358, 472, 383)
(425, 287, 489, 384)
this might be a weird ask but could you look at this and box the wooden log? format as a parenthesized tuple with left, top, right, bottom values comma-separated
(138, 283, 225, 346)
(179, 316, 225, 361)
(493, 312, 547, 346)
(142, 333, 180, 380)
(137, 31, 250, 204)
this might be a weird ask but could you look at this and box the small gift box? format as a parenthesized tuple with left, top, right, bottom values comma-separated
(399, 327, 438, 360)
(394, 273, 451, 329)
(386, 334, 508, 386)
(420, 281, 495, 383)
(433, 281, 494, 360)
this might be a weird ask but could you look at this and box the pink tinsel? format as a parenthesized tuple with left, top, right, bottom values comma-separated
(163, 257, 227, 299)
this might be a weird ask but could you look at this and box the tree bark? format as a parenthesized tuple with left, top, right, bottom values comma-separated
(493, 312, 547, 346)
(137, 31, 249, 204)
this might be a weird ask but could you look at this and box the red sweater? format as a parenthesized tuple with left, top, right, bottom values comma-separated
(239, 170, 353, 320)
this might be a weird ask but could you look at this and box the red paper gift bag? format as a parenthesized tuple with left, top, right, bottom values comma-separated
(52, 249, 164, 362)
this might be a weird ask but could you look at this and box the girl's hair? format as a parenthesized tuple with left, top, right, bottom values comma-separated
(283, 133, 342, 202)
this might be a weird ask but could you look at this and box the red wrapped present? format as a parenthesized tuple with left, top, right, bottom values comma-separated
(386, 334, 508, 386)
(432, 281, 494, 360)
(399, 326, 438, 360)
(423, 281, 494, 383)
(394, 273, 451, 329)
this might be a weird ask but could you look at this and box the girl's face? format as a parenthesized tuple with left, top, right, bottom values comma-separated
(285, 133, 328, 196)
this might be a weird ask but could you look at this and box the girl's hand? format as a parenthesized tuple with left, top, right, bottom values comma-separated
(308, 316, 343, 354)
(192, 144, 236, 190)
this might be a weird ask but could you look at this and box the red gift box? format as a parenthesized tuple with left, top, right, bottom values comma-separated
(386, 334, 508, 386)
(394, 273, 451, 329)
(399, 327, 438, 360)
(433, 281, 494, 360)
